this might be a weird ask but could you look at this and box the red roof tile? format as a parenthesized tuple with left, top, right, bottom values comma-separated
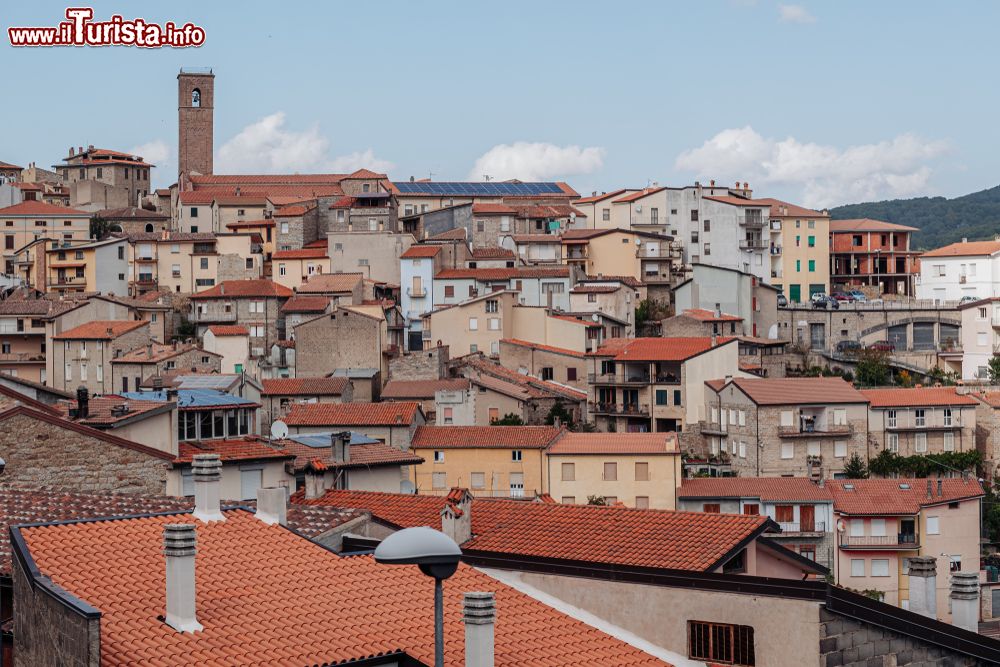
(753, 197, 826, 218)
(52, 320, 148, 340)
(260, 377, 349, 396)
(207, 325, 249, 336)
(111, 342, 215, 364)
(679, 477, 834, 502)
(594, 337, 733, 362)
(470, 247, 515, 259)
(829, 218, 918, 233)
(472, 203, 517, 215)
(411, 425, 563, 450)
(224, 219, 275, 229)
(426, 227, 468, 241)
(55, 396, 172, 426)
(278, 438, 423, 471)
(274, 203, 313, 217)
(921, 240, 1000, 258)
(724, 377, 868, 405)
(435, 267, 569, 280)
(860, 387, 978, 408)
(279, 295, 330, 313)
(381, 378, 471, 399)
(271, 247, 328, 259)
(681, 308, 743, 322)
(612, 187, 666, 203)
(284, 401, 422, 427)
(296, 272, 364, 294)
(500, 339, 586, 358)
(344, 168, 388, 179)
(702, 195, 770, 207)
(548, 432, 679, 455)
(174, 437, 293, 464)
(399, 245, 442, 259)
(18, 510, 663, 666)
(0, 200, 90, 217)
(828, 478, 984, 516)
(575, 189, 627, 204)
(190, 279, 293, 299)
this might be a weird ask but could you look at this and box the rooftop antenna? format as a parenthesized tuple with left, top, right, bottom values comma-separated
(483, 174, 492, 182)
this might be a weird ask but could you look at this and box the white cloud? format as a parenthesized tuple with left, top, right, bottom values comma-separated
(216, 112, 393, 174)
(130, 139, 173, 187)
(469, 142, 605, 182)
(674, 126, 948, 207)
(778, 4, 816, 23)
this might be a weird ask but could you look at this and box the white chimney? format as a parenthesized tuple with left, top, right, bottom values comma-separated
(463, 592, 495, 667)
(163, 524, 203, 633)
(192, 454, 225, 522)
(441, 490, 472, 544)
(255, 487, 288, 526)
(304, 465, 325, 500)
(950, 572, 979, 632)
(908, 556, 937, 619)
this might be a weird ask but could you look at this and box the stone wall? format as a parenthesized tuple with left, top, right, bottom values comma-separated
(294, 309, 384, 379)
(0, 411, 168, 494)
(388, 345, 450, 381)
(819, 605, 993, 667)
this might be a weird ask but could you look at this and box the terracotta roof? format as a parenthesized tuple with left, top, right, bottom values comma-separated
(191, 174, 348, 185)
(470, 247, 515, 259)
(472, 203, 517, 215)
(461, 357, 588, 401)
(411, 425, 563, 450)
(0, 200, 90, 217)
(702, 195, 770, 207)
(549, 313, 600, 327)
(17, 509, 662, 666)
(511, 234, 562, 243)
(381, 378, 470, 399)
(435, 267, 569, 280)
(593, 337, 732, 362)
(0, 161, 23, 170)
(296, 272, 364, 294)
(110, 342, 214, 364)
(680, 308, 743, 322)
(284, 401, 422, 427)
(274, 203, 313, 217)
(472, 373, 532, 401)
(260, 377, 349, 396)
(294, 488, 455, 528)
(613, 187, 666, 203)
(344, 168, 388, 179)
(860, 387, 978, 408)
(829, 218, 918, 233)
(206, 325, 249, 336)
(725, 377, 868, 405)
(575, 190, 627, 204)
(570, 285, 619, 294)
(500, 338, 586, 358)
(400, 245, 442, 259)
(95, 207, 169, 220)
(280, 295, 330, 313)
(55, 396, 172, 426)
(174, 437, 294, 464)
(921, 240, 1000, 258)
(226, 219, 275, 229)
(828, 478, 984, 516)
(426, 227, 468, 241)
(277, 438, 423, 472)
(582, 275, 644, 288)
(974, 391, 1000, 409)
(272, 247, 328, 259)
(189, 279, 293, 299)
(679, 477, 834, 502)
(52, 320, 148, 340)
(751, 197, 826, 218)
(547, 432, 679, 455)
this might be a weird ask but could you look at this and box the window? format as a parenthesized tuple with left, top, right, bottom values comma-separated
(444, 285, 454, 298)
(604, 496, 617, 505)
(240, 468, 263, 501)
(871, 559, 890, 577)
(509, 472, 524, 497)
(943, 432, 955, 451)
(561, 462, 575, 481)
(567, 368, 577, 382)
(927, 516, 940, 534)
(887, 433, 899, 452)
(433, 451, 444, 463)
(278, 264, 287, 276)
(851, 559, 865, 577)
(511, 450, 522, 462)
(635, 462, 649, 481)
(950, 555, 962, 573)
(780, 410, 793, 427)
(835, 440, 847, 458)
(743, 504, 760, 516)
(808, 235, 816, 248)
(635, 496, 650, 509)
(800, 546, 816, 561)
(915, 432, 927, 453)
(655, 390, 668, 405)
(703, 242, 711, 256)
(468, 317, 478, 331)
(781, 442, 794, 459)
(79, 362, 87, 381)
(190, 207, 198, 218)
(485, 299, 498, 313)
(703, 503, 721, 513)
(432, 472, 447, 490)
(808, 259, 816, 272)
(833, 409, 847, 426)
(915, 408, 925, 427)
(603, 462, 617, 481)
(850, 519, 864, 537)
(674, 389, 682, 405)
(887, 409, 897, 428)
(688, 620, 755, 666)
(943, 408, 953, 426)
(442, 407, 453, 425)
(602, 208, 610, 222)
(280, 222, 289, 234)
(487, 317, 500, 331)
(470, 472, 485, 489)
(200, 257, 209, 270)
(561, 496, 576, 504)
(871, 519, 886, 537)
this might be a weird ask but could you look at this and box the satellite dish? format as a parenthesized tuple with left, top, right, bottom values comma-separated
(635, 205, 642, 213)
(636, 238, 643, 246)
(591, 313, 600, 322)
(400, 480, 416, 495)
(270, 420, 289, 439)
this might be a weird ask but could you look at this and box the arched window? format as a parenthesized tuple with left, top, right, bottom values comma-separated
(145, 223, 154, 233)
(191, 88, 201, 107)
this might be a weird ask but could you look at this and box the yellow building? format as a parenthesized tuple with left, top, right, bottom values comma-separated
(756, 198, 830, 302)
(45, 237, 129, 295)
(562, 228, 679, 286)
(545, 432, 682, 509)
(409, 425, 562, 497)
(1, 201, 91, 277)
(272, 246, 332, 291)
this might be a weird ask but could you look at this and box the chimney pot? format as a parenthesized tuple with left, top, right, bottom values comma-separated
(192, 454, 225, 522)
(907, 556, 938, 619)
(255, 487, 288, 526)
(76, 386, 90, 419)
(950, 572, 980, 632)
(163, 524, 202, 633)
(463, 592, 496, 667)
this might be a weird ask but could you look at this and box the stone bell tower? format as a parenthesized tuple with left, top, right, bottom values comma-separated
(177, 68, 214, 189)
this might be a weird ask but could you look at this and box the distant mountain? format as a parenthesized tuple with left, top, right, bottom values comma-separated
(829, 185, 1000, 251)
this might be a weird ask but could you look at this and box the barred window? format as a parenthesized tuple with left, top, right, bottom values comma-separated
(688, 620, 755, 665)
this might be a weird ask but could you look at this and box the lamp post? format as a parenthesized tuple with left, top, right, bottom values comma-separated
(374, 526, 462, 667)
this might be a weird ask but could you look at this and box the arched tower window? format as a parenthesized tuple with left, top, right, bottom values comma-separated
(145, 223, 155, 233)
(191, 88, 201, 107)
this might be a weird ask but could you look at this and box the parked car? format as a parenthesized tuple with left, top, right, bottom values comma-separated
(812, 296, 839, 310)
(868, 340, 895, 352)
(960, 295, 979, 305)
(836, 340, 862, 355)
(848, 290, 867, 302)
(810, 292, 828, 303)
(831, 292, 854, 302)
(777, 293, 788, 308)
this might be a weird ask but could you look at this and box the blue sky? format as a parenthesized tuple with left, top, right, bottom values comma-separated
(3, 1, 998, 207)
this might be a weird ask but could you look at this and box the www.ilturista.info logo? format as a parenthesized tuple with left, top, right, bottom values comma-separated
(7, 7, 206, 48)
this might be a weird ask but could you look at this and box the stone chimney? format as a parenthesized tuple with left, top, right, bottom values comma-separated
(163, 524, 202, 633)
(463, 592, 496, 667)
(950, 572, 980, 632)
(76, 386, 89, 419)
(441, 489, 472, 544)
(255, 487, 288, 526)
(332, 432, 351, 464)
(908, 556, 938, 619)
(192, 454, 225, 522)
(304, 465, 325, 500)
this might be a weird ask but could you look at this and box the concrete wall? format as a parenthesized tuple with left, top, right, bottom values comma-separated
(294, 308, 386, 379)
(327, 232, 414, 285)
(545, 453, 681, 509)
(410, 446, 545, 497)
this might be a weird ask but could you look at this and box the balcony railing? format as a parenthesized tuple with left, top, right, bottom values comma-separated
(778, 521, 827, 533)
(587, 372, 650, 385)
(770, 245, 782, 255)
(778, 424, 852, 438)
(590, 402, 650, 416)
(406, 287, 427, 298)
(740, 216, 766, 228)
(739, 238, 768, 250)
(55, 276, 86, 285)
(193, 311, 238, 323)
(839, 533, 919, 549)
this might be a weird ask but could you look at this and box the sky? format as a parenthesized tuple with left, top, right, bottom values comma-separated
(3, 1, 999, 208)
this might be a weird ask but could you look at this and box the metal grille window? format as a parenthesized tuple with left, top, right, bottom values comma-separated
(688, 620, 755, 665)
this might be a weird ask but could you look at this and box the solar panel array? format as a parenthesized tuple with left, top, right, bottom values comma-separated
(173, 375, 237, 390)
(393, 182, 566, 196)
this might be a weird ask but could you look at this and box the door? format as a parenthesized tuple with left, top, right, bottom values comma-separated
(789, 284, 801, 304)
(800, 505, 816, 532)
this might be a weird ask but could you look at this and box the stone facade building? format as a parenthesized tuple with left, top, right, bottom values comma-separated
(110, 342, 222, 394)
(56, 145, 153, 209)
(51, 320, 153, 394)
(498, 339, 588, 392)
(294, 304, 390, 380)
(189, 279, 292, 357)
(177, 68, 214, 185)
(862, 387, 978, 459)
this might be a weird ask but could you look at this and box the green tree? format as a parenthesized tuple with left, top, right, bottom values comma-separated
(983, 478, 1000, 545)
(586, 495, 607, 506)
(89, 215, 112, 241)
(989, 355, 1000, 384)
(545, 400, 573, 428)
(491, 413, 524, 426)
(841, 453, 869, 479)
(854, 349, 889, 386)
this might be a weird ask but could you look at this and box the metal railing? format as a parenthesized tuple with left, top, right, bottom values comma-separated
(590, 402, 650, 416)
(778, 521, 827, 533)
(406, 287, 427, 297)
(739, 238, 768, 250)
(839, 533, 918, 548)
(587, 373, 651, 385)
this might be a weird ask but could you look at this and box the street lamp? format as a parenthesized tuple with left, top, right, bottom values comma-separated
(374, 526, 462, 667)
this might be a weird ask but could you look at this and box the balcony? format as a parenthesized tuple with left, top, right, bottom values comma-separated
(193, 311, 238, 323)
(778, 424, 852, 438)
(839, 533, 919, 549)
(771, 270, 783, 279)
(135, 256, 156, 263)
(778, 521, 827, 534)
(406, 287, 427, 298)
(739, 238, 768, 250)
(700, 423, 728, 437)
(587, 371, 651, 385)
(54, 276, 86, 286)
(739, 215, 766, 229)
(770, 245, 782, 255)
(590, 402, 650, 416)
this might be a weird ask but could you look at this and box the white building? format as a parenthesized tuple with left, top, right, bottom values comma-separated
(432, 266, 571, 311)
(916, 239, 1000, 303)
(959, 298, 1000, 380)
(400, 245, 438, 350)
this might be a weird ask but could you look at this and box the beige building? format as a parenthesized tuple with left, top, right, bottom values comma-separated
(1, 201, 91, 278)
(51, 320, 152, 394)
(562, 228, 679, 287)
(499, 339, 588, 391)
(568, 278, 644, 338)
(202, 325, 252, 374)
(283, 401, 425, 453)
(756, 198, 831, 302)
(56, 145, 153, 209)
(44, 237, 129, 296)
(702, 377, 869, 478)
(861, 387, 977, 458)
(127, 231, 263, 296)
(110, 342, 221, 394)
(294, 303, 390, 380)
(545, 432, 681, 509)
(273, 246, 331, 291)
(327, 231, 415, 285)
(189, 279, 292, 355)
